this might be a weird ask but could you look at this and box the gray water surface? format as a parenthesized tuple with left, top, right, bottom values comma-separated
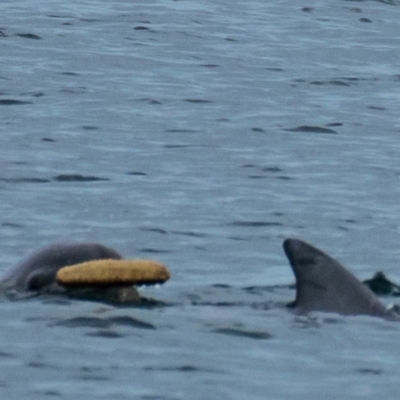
(2, 0, 400, 398)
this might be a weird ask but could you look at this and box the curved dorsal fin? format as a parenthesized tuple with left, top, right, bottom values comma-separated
(283, 238, 389, 317)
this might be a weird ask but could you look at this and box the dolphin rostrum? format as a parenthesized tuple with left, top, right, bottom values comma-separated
(283, 238, 394, 318)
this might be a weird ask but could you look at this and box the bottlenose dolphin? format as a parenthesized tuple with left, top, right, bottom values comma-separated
(0, 242, 143, 303)
(283, 238, 394, 318)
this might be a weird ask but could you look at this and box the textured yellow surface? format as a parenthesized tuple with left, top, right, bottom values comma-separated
(56, 259, 170, 286)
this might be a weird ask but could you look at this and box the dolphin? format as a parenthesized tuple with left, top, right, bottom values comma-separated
(1, 242, 122, 291)
(283, 238, 394, 318)
(0, 242, 144, 303)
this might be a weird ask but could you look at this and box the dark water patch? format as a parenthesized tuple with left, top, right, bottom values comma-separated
(135, 98, 162, 105)
(50, 315, 155, 330)
(285, 125, 338, 134)
(25, 315, 59, 323)
(251, 127, 265, 132)
(262, 166, 282, 172)
(128, 171, 147, 176)
(82, 125, 98, 130)
(134, 26, 150, 30)
(42, 137, 55, 142)
(171, 230, 207, 238)
(108, 316, 155, 330)
(47, 14, 73, 18)
(224, 37, 237, 42)
(339, 76, 362, 82)
(293, 316, 323, 330)
(227, 235, 254, 241)
(376, 0, 400, 4)
(86, 330, 125, 338)
(322, 317, 345, 325)
(310, 80, 351, 87)
(16, 33, 42, 40)
(0, 29, 7, 37)
(212, 327, 272, 340)
(368, 106, 386, 111)
(212, 284, 232, 289)
(359, 17, 373, 22)
(165, 129, 197, 133)
(301, 7, 314, 12)
(200, 64, 219, 68)
(59, 87, 87, 94)
(53, 174, 109, 182)
(24, 91, 45, 98)
(27, 361, 49, 368)
(51, 317, 111, 329)
(248, 175, 267, 179)
(78, 366, 109, 380)
(229, 220, 283, 228)
(296, 76, 373, 87)
(0, 350, 14, 358)
(60, 72, 79, 76)
(190, 300, 245, 307)
(265, 67, 284, 72)
(144, 364, 218, 373)
(183, 99, 213, 104)
(138, 248, 172, 254)
(0, 99, 33, 105)
(140, 227, 168, 235)
(164, 143, 215, 149)
(137, 395, 187, 400)
(326, 122, 343, 127)
(357, 368, 382, 375)
(164, 144, 192, 148)
(245, 283, 295, 292)
(346, 7, 362, 13)
(79, 18, 102, 23)
(244, 165, 290, 180)
(36, 390, 61, 397)
(0, 177, 50, 183)
(2, 222, 23, 228)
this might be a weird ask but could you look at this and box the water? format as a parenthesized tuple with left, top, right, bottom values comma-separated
(2, 0, 400, 398)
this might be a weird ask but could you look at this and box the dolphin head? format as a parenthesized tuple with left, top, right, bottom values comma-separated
(1, 242, 122, 295)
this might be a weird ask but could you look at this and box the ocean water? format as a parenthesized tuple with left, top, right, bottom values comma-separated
(2, 0, 400, 398)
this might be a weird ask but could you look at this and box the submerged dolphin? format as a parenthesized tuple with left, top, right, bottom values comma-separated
(0, 242, 143, 303)
(283, 238, 394, 318)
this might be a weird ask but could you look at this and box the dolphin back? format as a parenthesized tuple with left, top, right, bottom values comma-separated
(283, 238, 389, 317)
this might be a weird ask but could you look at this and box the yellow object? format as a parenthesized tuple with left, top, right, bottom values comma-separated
(56, 259, 170, 286)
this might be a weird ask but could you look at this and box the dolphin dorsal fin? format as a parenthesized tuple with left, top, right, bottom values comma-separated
(283, 238, 389, 317)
